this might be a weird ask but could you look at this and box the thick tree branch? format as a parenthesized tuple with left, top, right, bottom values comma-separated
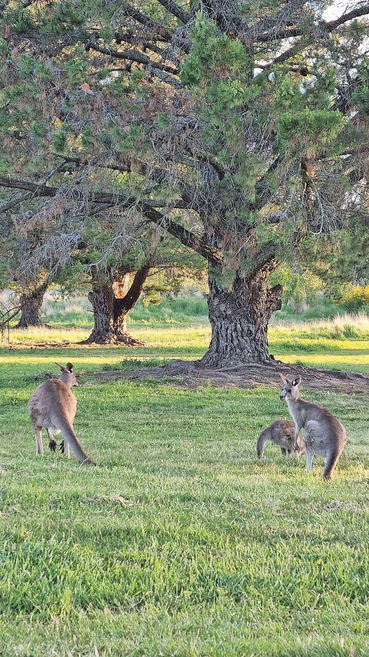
(324, 3, 369, 30)
(123, 4, 174, 43)
(247, 241, 278, 280)
(114, 264, 151, 317)
(156, 0, 190, 24)
(85, 42, 179, 75)
(53, 152, 132, 174)
(142, 205, 223, 266)
(112, 30, 181, 68)
(0, 175, 222, 264)
(52, 152, 193, 204)
(0, 176, 190, 210)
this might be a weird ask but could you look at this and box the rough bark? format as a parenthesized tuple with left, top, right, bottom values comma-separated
(82, 266, 150, 345)
(200, 266, 283, 367)
(16, 283, 48, 328)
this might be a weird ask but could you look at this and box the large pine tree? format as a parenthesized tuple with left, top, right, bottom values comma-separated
(1, 1, 369, 365)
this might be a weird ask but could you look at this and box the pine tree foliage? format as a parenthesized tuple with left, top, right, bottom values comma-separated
(0, 1, 369, 363)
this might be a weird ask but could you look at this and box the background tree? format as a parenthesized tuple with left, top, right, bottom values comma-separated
(83, 247, 205, 344)
(1, 1, 369, 365)
(52, 203, 205, 344)
(0, 207, 53, 327)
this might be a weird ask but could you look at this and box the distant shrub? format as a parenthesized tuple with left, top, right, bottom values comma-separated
(341, 285, 369, 312)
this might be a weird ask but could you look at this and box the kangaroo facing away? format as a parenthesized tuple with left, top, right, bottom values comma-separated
(257, 420, 305, 459)
(279, 374, 346, 479)
(29, 362, 95, 465)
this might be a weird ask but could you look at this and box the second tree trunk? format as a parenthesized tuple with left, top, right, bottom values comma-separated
(84, 266, 149, 345)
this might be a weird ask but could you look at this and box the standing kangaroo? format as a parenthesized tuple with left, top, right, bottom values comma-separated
(257, 420, 305, 458)
(29, 362, 95, 465)
(279, 374, 346, 479)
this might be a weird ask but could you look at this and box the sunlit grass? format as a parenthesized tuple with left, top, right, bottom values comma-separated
(271, 312, 369, 337)
(4, 317, 369, 375)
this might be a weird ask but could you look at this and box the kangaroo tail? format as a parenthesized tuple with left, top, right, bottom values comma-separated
(323, 449, 341, 480)
(257, 429, 270, 459)
(60, 423, 95, 465)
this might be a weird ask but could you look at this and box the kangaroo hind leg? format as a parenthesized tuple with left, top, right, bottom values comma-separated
(306, 451, 313, 473)
(35, 427, 44, 455)
(46, 428, 57, 452)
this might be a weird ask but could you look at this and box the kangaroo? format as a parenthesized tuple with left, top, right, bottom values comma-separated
(29, 362, 95, 465)
(279, 374, 346, 479)
(257, 420, 305, 459)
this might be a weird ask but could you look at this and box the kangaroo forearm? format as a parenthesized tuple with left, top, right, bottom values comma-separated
(294, 424, 302, 440)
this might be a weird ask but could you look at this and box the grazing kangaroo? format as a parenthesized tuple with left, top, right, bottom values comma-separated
(29, 362, 95, 465)
(279, 374, 346, 479)
(257, 420, 305, 459)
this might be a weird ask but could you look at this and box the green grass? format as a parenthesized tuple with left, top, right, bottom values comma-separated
(1, 322, 369, 656)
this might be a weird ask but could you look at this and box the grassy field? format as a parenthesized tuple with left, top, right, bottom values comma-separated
(4, 290, 361, 330)
(1, 318, 369, 656)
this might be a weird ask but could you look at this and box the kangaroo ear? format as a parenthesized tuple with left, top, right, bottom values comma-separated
(66, 362, 74, 372)
(292, 375, 301, 387)
(279, 374, 288, 385)
(55, 362, 65, 371)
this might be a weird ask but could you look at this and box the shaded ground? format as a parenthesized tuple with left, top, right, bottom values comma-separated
(85, 358, 369, 394)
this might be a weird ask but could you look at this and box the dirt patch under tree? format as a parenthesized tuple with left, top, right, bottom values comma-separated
(85, 359, 369, 394)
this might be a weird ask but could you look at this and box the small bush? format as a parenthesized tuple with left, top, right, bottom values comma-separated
(341, 285, 369, 312)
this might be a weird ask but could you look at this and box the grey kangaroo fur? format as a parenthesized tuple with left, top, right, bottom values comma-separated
(279, 374, 346, 479)
(257, 420, 305, 458)
(29, 362, 95, 465)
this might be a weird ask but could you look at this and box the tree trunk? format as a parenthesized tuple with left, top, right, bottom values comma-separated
(16, 284, 47, 328)
(82, 266, 149, 345)
(84, 280, 116, 344)
(200, 268, 283, 367)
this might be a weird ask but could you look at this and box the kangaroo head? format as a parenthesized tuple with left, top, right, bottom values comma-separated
(279, 374, 301, 401)
(55, 362, 78, 388)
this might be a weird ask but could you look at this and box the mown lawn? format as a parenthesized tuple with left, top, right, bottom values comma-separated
(1, 322, 369, 656)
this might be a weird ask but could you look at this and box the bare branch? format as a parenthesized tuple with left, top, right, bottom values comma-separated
(324, 3, 369, 30)
(254, 3, 369, 44)
(262, 4, 369, 70)
(0, 191, 33, 214)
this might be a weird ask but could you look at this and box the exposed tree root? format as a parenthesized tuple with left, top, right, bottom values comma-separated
(79, 331, 146, 347)
(85, 359, 369, 394)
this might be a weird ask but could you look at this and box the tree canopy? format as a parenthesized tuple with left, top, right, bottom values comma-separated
(1, 0, 369, 364)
